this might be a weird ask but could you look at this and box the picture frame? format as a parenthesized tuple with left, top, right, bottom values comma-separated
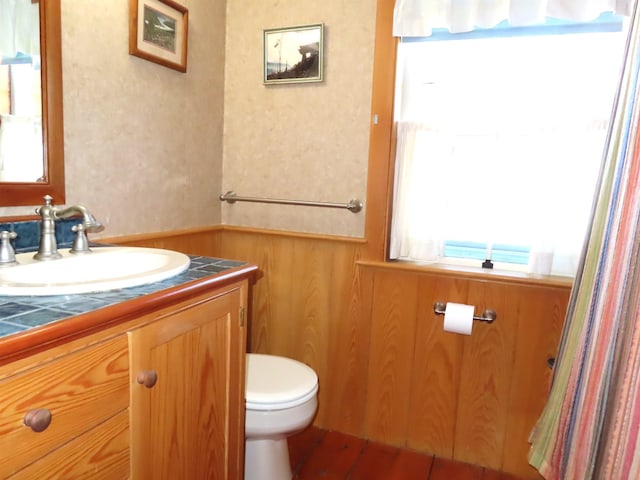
(263, 24, 324, 85)
(129, 0, 189, 73)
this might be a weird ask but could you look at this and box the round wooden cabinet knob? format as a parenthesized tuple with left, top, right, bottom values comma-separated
(24, 408, 52, 433)
(136, 370, 158, 388)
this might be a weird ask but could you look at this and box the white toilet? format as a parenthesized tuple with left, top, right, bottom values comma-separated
(244, 353, 319, 480)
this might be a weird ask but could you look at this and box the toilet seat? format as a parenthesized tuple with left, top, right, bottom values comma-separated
(246, 353, 319, 410)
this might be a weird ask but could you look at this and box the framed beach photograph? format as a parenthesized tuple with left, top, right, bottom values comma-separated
(263, 24, 324, 85)
(129, 0, 189, 72)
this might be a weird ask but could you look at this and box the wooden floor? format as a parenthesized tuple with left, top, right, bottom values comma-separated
(288, 427, 526, 480)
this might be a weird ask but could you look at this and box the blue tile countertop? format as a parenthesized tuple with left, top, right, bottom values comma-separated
(0, 255, 247, 339)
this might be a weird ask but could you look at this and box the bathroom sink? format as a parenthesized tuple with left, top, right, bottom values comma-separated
(0, 246, 191, 296)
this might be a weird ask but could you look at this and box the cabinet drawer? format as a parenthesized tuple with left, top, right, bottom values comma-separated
(0, 336, 129, 478)
(9, 410, 130, 480)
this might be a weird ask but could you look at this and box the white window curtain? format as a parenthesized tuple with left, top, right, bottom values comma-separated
(393, 0, 631, 37)
(389, 24, 626, 276)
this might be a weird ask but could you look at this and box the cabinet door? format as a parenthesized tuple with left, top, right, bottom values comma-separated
(129, 286, 246, 480)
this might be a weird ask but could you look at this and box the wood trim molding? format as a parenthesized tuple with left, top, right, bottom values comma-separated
(99, 225, 224, 245)
(363, 0, 397, 261)
(102, 224, 367, 247)
(357, 260, 574, 289)
(220, 225, 367, 245)
(0, 215, 41, 223)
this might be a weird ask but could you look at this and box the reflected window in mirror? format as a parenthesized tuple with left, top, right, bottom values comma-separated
(1, 54, 44, 182)
(0, 0, 65, 207)
(0, 0, 42, 182)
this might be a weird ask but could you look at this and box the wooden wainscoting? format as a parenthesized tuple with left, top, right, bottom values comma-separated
(356, 263, 568, 479)
(105, 226, 570, 479)
(102, 226, 223, 256)
(218, 227, 370, 435)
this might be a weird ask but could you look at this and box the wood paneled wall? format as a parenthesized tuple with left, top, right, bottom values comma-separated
(108, 226, 571, 479)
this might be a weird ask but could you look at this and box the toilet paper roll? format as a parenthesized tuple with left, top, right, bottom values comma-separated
(443, 302, 474, 335)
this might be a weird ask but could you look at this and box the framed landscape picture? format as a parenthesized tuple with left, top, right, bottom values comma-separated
(129, 0, 188, 72)
(263, 24, 324, 84)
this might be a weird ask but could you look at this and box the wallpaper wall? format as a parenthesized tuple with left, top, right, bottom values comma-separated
(0, 0, 226, 237)
(0, 0, 377, 239)
(222, 0, 376, 237)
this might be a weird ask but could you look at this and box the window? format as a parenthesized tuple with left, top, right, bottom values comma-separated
(389, 15, 627, 276)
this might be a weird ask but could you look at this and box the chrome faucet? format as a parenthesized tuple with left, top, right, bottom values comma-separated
(34, 195, 104, 260)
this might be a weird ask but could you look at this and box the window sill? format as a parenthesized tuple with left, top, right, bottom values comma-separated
(356, 259, 574, 289)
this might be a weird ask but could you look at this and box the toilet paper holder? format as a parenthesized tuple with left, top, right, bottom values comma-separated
(433, 302, 497, 323)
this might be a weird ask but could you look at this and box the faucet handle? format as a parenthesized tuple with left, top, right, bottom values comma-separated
(70, 224, 92, 254)
(0, 231, 18, 266)
(35, 194, 55, 217)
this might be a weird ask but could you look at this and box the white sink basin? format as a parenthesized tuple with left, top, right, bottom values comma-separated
(0, 246, 191, 296)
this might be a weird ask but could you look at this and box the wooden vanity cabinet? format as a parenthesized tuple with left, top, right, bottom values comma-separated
(0, 277, 250, 480)
(129, 282, 247, 480)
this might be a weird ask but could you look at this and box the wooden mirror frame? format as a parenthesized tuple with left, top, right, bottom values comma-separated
(0, 0, 65, 207)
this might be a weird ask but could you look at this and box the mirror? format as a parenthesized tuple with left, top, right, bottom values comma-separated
(0, 0, 64, 207)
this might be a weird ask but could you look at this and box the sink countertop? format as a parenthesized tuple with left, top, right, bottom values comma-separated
(0, 254, 256, 361)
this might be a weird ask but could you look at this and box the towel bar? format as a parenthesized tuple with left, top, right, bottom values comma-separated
(219, 191, 363, 213)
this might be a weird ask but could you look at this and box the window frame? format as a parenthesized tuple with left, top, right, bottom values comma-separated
(361, 0, 585, 285)
(363, 0, 398, 262)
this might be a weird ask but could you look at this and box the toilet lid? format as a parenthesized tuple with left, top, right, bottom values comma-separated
(246, 354, 318, 410)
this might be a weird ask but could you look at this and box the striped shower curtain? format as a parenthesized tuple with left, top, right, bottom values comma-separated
(528, 1, 640, 478)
